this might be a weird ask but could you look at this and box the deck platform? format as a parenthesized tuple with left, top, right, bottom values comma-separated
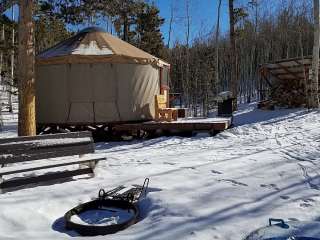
(113, 117, 232, 136)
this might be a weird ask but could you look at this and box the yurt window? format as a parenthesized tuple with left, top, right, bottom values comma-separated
(161, 66, 170, 87)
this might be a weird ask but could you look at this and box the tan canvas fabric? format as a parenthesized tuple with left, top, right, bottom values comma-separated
(129, 64, 159, 120)
(36, 27, 170, 67)
(36, 27, 166, 125)
(36, 64, 69, 123)
(68, 64, 94, 102)
(94, 102, 119, 122)
(115, 64, 159, 121)
(68, 102, 94, 123)
(36, 62, 160, 124)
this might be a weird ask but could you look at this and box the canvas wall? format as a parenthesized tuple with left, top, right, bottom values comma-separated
(36, 63, 160, 124)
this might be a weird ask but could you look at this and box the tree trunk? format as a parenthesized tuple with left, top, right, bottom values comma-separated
(229, 0, 238, 109)
(167, 2, 174, 48)
(18, 0, 36, 136)
(123, 13, 128, 42)
(0, 24, 4, 89)
(8, 5, 14, 113)
(215, 0, 222, 95)
(185, 0, 190, 109)
(308, 0, 320, 108)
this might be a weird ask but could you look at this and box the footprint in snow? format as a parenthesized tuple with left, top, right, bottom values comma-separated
(163, 162, 176, 165)
(260, 184, 280, 191)
(302, 198, 315, 203)
(137, 159, 151, 165)
(219, 179, 248, 187)
(299, 164, 320, 190)
(139, 162, 151, 165)
(300, 203, 313, 208)
(280, 195, 290, 200)
(183, 166, 196, 170)
(298, 198, 315, 208)
(211, 170, 223, 175)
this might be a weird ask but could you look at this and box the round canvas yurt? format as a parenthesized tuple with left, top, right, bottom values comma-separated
(36, 27, 170, 128)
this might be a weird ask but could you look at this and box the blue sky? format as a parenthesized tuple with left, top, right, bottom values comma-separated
(153, 0, 231, 46)
(4, 0, 233, 46)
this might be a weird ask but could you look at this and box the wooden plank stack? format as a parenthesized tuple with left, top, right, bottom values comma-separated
(260, 57, 310, 108)
(270, 77, 306, 107)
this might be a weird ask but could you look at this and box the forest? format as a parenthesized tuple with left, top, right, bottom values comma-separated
(0, 2, 320, 239)
(0, 0, 319, 133)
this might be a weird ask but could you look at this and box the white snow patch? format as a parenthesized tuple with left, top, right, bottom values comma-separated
(0, 102, 319, 240)
(72, 41, 113, 55)
(0, 137, 92, 147)
(70, 208, 135, 226)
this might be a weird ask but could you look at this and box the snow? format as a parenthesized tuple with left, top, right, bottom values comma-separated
(0, 102, 319, 239)
(70, 208, 135, 226)
(72, 41, 113, 56)
(176, 117, 231, 124)
(39, 40, 114, 59)
(0, 137, 92, 147)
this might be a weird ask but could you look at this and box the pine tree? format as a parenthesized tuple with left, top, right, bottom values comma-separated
(35, 16, 71, 54)
(135, 3, 164, 57)
(229, 0, 237, 107)
(18, 0, 36, 136)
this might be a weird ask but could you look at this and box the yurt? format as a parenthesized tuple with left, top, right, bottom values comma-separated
(36, 27, 170, 128)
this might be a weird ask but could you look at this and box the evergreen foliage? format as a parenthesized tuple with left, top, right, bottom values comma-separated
(135, 3, 164, 57)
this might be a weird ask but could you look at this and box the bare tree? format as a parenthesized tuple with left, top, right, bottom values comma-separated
(18, 0, 36, 136)
(215, 0, 222, 95)
(0, 24, 4, 89)
(229, 0, 238, 108)
(8, 5, 14, 113)
(185, 0, 191, 113)
(308, 0, 320, 108)
(167, 1, 174, 48)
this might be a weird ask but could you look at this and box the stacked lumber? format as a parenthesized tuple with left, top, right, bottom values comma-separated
(270, 78, 306, 108)
(257, 100, 275, 110)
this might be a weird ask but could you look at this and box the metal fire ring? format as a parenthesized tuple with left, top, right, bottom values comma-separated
(64, 198, 139, 236)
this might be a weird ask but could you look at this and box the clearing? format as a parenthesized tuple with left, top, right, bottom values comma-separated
(0, 103, 319, 239)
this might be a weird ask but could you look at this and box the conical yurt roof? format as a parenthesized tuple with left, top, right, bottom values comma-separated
(37, 27, 169, 67)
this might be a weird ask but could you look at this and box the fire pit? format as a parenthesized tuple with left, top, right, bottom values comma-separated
(64, 178, 149, 236)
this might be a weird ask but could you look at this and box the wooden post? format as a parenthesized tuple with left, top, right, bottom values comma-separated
(18, 0, 36, 136)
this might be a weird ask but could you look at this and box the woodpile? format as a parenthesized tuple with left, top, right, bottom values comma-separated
(257, 100, 275, 110)
(260, 57, 309, 108)
(270, 78, 306, 108)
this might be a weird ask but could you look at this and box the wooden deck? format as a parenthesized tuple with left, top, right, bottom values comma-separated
(113, 117, 232, 136)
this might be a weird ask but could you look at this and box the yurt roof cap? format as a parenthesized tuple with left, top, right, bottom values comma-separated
(36, 27, 170, 67)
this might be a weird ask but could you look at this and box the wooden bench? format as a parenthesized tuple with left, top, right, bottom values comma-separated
(0, 131, 105, 192)
(155, 94, 178, 122)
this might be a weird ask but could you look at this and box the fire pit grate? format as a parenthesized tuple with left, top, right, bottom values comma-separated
(64, 178, 149, 236)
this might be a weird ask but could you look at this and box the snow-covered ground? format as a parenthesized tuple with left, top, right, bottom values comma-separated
(0, 103, 319, 240)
